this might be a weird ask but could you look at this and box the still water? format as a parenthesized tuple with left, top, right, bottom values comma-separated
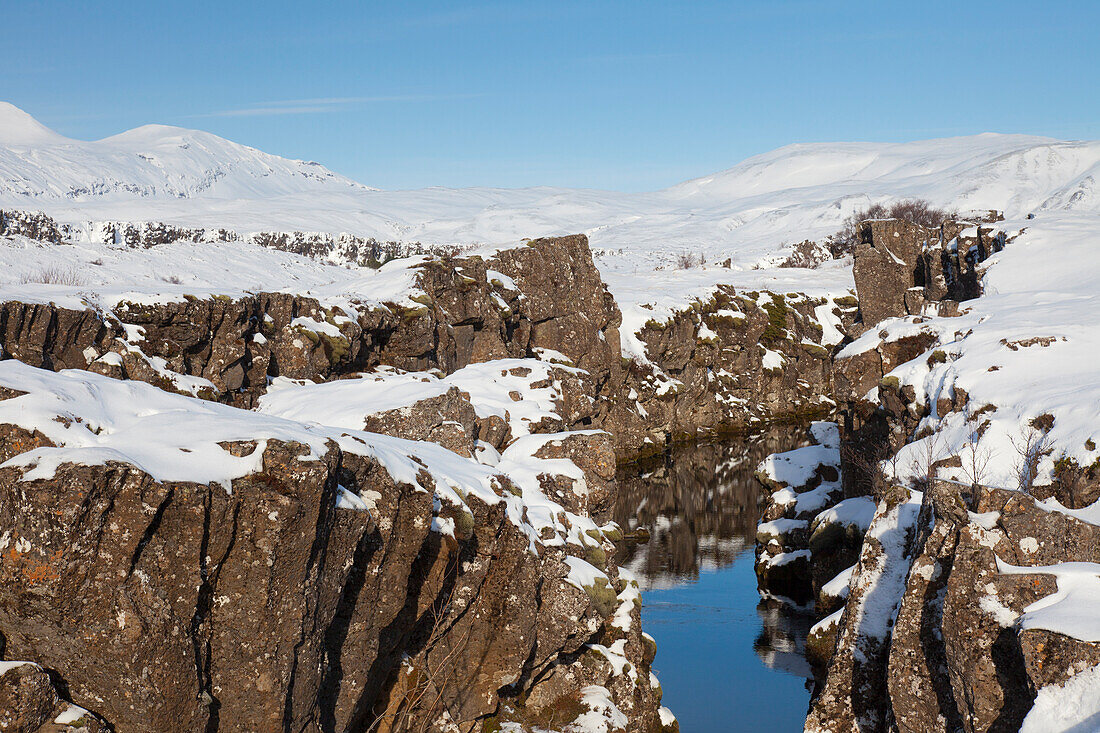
(609, 432, 814, 733)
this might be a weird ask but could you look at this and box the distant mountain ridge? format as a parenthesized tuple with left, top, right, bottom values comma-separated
(1, 102, 1098, 255)
(0, 102, 373, 203)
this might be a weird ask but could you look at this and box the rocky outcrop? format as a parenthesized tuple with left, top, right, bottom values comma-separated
(0, 662, 107, 732)
(807, 479, 1100, 733)
(1, 209, 455, 264)
(0, 219, 853, 731)
(0, 211, 66, 244)
(0, 230, 702, 731)
(753, 423, 875, 617)
(362, 386, 479, 456)
(851, 216, 1007, 332)
(0, 362, 668, 733)
(0, 229, 846, 464)
(0, 293, 392, 403)
(0, 236, 616, 415)
(609, 289, 842, 458)
(795, 213, 1100, 732)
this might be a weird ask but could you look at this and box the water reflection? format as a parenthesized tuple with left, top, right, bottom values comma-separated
(608, 430, 816, 731)
(755, 597, 815, 679)
(610, 430, 806, 591)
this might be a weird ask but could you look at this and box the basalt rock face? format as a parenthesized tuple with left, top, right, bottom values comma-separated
(0, 662, 108, 732)
(0, 293, 397, 404)
(610, 289, 841, 459)
(0, 235, 621, 421)
(851, 217, 1006, 333)
(401, 235, 624, 408)
(749, 212, 1100, 731)
(0, 233, 679, 732)
(0, 418, 663, 733)
(0, 210, 67, 244)
(803, 472, 1100, 733)
(801, 315, 1099, 729)
(0, 225, 852, 730)
(0, 232, 843, 464)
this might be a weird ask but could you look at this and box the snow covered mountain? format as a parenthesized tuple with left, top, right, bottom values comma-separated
(2, 102, 1099, 257)
(0, 102, 373, 203)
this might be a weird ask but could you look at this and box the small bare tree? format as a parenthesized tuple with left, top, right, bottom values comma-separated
(826, 199, 958, 258)
(1010, 417, 1054, 494)
(959, 417, 994, 508)
(366, 593, 475, 733)
(908, 431, 944, 494)
(841, 442, 900, 502)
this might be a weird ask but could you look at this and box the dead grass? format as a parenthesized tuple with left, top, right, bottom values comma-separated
(674, 251, 704, 269)
(20, 265, 84, 286)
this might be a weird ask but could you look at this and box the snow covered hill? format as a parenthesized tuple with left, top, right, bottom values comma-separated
(0, 102, 373, 204)
(2, 102, 1099, 262)
(5, 102, 1100, 356)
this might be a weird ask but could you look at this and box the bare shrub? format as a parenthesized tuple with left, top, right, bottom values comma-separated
(364, 593, 473, 733)
(1010, 416, 1055, 494)
(675, 251, 704, 269)
(959, 414, 994, 508)
(959, 432, 994, 491)
(161, 274, 182, 285)
(20, 265, 84, 286)
(777, 239, 831, 269)
(842, 441, 901, 502)
(826, 199, 958, 258)
(908, 431, 944, 494)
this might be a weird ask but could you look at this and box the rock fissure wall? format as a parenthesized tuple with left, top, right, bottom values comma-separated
(760, 215, 1100, 733)
(0, 226, 848, 460)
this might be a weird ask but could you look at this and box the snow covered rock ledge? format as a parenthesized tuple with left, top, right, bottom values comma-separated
(0, 360, 670, 732)
(806, 211, 1100, 733)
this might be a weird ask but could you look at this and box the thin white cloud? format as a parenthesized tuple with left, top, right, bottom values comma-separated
(197, 93, 484, 118)
(198, 105, 332, 118)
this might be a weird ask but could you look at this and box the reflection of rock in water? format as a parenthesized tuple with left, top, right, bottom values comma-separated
(609, 429, 807, 588)
(610, 430, 819, 682)
(755, 597, 815, 681)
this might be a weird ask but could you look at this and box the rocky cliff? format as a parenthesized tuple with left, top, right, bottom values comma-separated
(0, 212, 859, 732)
(0, 210, 848, 461)
(0, 227, 699, 732)
(755, 214, 1100, 732)
(0, 364, 663, 732)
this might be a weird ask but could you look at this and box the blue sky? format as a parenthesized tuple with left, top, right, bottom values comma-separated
(4, 1, 1098, 190)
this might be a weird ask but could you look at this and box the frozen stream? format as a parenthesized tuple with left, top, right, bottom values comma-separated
(610, 432, 815, 732)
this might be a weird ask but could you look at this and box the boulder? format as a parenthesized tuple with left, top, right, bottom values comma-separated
(852, 219, 932, 326)
(361, 385, 478, 457)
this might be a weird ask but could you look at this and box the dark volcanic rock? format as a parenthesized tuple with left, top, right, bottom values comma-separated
(0, 662, 108, 732)
(361, 385, 479, 457)
(0, 429, 659, 732)
(611, 289, 838, 459)
(852, 219, 932, 327)
(851, 217, 1007, 331)
(0, 663, 63, 732)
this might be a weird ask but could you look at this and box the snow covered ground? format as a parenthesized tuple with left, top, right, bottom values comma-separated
(4, 102, 1100, 330)
(4, 101, 1098, 257)
(843, 210, 1100, 493)
(0, 232, 427, 314)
